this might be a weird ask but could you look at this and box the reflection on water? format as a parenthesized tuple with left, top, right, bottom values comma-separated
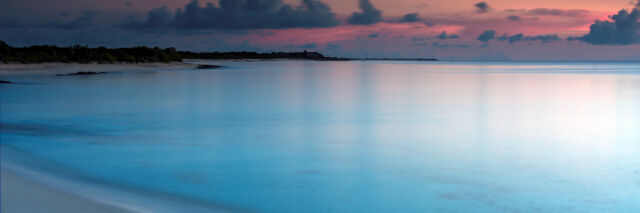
(2, 61, 640, 212)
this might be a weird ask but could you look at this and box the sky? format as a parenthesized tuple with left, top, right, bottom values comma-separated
(1, 0, 640, 60)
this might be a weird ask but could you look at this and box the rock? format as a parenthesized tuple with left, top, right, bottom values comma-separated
(56, 71, 108, 76)
(0, 80, 12, 84)
(196, 64, 223, 69)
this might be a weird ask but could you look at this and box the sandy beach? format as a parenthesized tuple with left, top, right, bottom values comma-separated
(0, 156, 236, 213)
(0, 62, 197, 77)
(1, 168, 130, 213)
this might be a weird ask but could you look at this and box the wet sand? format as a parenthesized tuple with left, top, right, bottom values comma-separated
(0, 62, 196, 77)
(1, 168, 130, 213)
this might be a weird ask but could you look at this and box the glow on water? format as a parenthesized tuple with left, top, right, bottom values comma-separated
(1, 61, 640, 212)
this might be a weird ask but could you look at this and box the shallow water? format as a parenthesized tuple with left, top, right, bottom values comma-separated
(2, 61, 640, 212)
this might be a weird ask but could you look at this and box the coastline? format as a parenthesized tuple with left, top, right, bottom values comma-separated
(0, 60, 242, 212)
(1, 167, 130, 213)
(0, 62, 197, 77)
(0, 146, 241, 213)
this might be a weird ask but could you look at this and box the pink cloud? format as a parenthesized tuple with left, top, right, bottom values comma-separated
(228, 22, 464, 47)
(221, 7, 614, 49)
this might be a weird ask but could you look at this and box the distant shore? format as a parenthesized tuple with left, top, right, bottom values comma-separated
(0, 62, 196, 77)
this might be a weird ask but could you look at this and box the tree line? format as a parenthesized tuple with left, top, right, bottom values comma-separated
(0, 41, 350, 64)
(0, 41, 182, 64)
(178, 50, 349, 61)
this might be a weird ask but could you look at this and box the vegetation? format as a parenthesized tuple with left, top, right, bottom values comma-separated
(0, 41, 350, 64)
(178, 50, 350, 61)
(0, 41, 182, 64)
(1, 41, 435, 64)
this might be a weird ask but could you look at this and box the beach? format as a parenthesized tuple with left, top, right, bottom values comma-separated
(1, 167, 130, 213)
(0, 149, 237, 213)
(0, 62, 197, 77)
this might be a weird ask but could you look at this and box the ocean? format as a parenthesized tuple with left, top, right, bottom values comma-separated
(2, 61, 640, 212)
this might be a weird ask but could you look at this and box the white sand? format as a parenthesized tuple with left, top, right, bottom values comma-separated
(1, 168, 130, 213)
(0, 62, 197, 77)
(0, 154, 241, 213)
(1, 165, 238, 213)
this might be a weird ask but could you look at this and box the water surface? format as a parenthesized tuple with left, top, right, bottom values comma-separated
(2, 61, 640, 212)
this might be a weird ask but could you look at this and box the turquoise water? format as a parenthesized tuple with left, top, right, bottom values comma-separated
(2, 61, 640, 212)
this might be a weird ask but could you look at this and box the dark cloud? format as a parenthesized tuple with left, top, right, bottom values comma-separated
(474, 2, 491, 13)
(432, 42, 449, 48)
(497, 33, 508, 41)
(0, 26, 157, 48)
(412, 33, 459, 45)
(411, 36, 429, 46)
(411, 36, 429, 42)
(477, 30, 496, 42)
(125, 2, 133, 7)
(122, 0, 339, 30)
(523, 34, 561, 43)
(42, 10, 94, 30)
(348, 0, 382, 25)
(437, 31, 459, 40)
(497, 33, 561, 43)
(507, 15, 522, 21)
(176, 0, 339, 29)
(399, 13, 421, 23)
(507, 34, 523, 43)
(120, 6, 172, 29)
(0, 18, 24, 28)
(368, 33, 380, 38)
(431, 42, 470, 48)
(569, 8, 640, 45)
(527, 8, 590, 17)
(424, 21, 435, 27)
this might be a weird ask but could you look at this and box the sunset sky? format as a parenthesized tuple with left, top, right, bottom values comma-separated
(2, 0, 639, 60)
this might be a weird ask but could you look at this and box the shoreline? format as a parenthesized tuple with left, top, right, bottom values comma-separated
(0, 146, 240, 213)
(0, 62, 197, 77)
(1, 167, 131, 213)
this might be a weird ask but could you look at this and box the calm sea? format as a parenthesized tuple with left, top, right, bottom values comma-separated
(2, 61, 640, 212)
